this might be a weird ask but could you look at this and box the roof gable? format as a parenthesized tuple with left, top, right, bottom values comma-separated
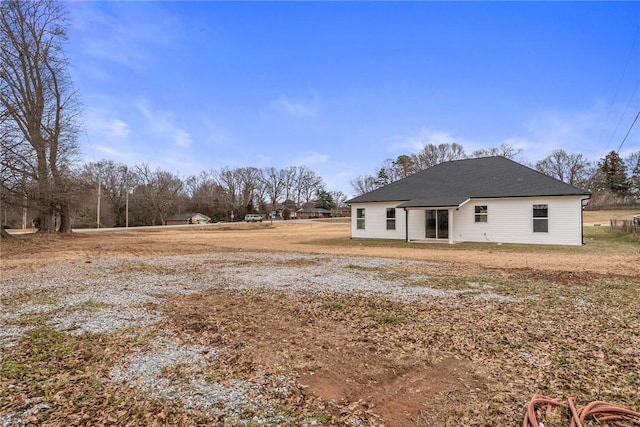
(347, 157, 590, 207)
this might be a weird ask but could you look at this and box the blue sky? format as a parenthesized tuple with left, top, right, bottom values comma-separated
(66, 1, 640, 197)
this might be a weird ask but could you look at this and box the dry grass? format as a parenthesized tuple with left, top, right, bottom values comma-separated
(1, 220, 639, 426)
(583, 209, 639, 225)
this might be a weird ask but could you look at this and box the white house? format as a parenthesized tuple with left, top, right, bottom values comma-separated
(347, 157, 591, 246)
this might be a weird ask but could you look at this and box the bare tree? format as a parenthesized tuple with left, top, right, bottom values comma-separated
(184, 169, 227, 220)
(217, 166, 261, 219)
(80, 160, 139, 227)
(0, 0, 80, 233)
(375, 156, 415, 187)
(262, 166, 285, 210)
(134, 163, 184, 225)
(411, 142, 466, 170)
(350, 175, 379, 197)
(238, 167, 261, 213)
(281, 166, 298, 206)
(535, 149, 591, 187)
(293, 166, 324, 207)
(329, 190, 347, 208)
(471, 143, 525, 162)
(217, 167, 241, 219)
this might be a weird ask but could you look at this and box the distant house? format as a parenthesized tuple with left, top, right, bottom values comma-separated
(274, 205, 297, 220)
(296, 207, 332, 219)
(165, 212, 211, 225)
(347, 157, 591, 246)
(332, 206, 351, 218)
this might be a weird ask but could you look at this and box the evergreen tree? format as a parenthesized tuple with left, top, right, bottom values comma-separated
(314, 190, 335, 210)
(598, 151, 629, 194)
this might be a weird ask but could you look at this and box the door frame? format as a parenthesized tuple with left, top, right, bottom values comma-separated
(425, 209, 449, 240)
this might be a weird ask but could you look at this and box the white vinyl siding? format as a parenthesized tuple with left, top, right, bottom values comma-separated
(352, 196, 585, 246)
(351, 196, 583, 245)
(351, 202, 406, 239)
(453, 196, 584, 246)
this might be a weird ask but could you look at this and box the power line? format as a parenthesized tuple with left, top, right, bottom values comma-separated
(617, 110, 640, 153)
(608, 78, 640, 148)
(601, 26, 640, 150)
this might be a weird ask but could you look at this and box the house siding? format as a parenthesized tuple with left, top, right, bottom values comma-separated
(351, 202, 406, 240)
(351, 195, 585, 246)
(452, 196, 584, 246)
(407, 209, 426, 240)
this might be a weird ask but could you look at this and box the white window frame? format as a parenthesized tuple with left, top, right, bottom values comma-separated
(386, 208, 396, 230)
(474, 205, 488, 223)
(533, 204, 548, 233)
(356, 208, 365, 230)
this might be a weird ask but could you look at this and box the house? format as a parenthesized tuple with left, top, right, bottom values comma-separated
(332, 206, 352, 217)
(296, 207, 333, 219)
(346, 157, 591, 246)
(165, 212, 211, 225)
(274, 205, 297, 220)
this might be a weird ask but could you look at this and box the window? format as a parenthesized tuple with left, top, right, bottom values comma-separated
(386, 208, 396, 230)
(356, 208, 365, 230)
(474, 205, 488, 223)
(533, 204, 548, 232)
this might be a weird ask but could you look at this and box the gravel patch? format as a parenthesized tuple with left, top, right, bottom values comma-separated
(109, 339, 308, 424)
(1, 251, 521, 424)
(1, 252, 518, 345)
(49, 306, 162, 335)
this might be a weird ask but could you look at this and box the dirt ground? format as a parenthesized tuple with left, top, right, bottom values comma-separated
(2, 219, 639, 277)
(1, 219, 639, 426)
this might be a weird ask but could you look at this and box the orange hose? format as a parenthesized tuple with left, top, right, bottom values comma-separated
(523, 394, 640, 427)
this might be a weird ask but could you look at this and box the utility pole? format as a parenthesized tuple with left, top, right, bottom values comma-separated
(125, 188, 132, 227)
(22, 194, 27, 229)
(97, 179, 101, 228)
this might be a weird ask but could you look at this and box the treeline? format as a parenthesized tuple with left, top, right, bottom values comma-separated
(1, 160, 346, 229)
(78, 161, 345, 227)
(351, 143, 640, 209)
(0, 1, 343, 233)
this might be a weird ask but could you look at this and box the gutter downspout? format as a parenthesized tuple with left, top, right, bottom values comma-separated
(581, 196, 591, 245)
(404, 207, 409, 242)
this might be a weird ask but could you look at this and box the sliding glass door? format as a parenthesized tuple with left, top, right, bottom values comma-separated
(426, 209, 449, 239)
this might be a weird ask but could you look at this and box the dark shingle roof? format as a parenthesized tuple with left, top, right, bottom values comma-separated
(347, 157, 590, 208)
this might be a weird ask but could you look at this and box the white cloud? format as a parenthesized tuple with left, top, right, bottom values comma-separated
(387, 129, 459, 153)
(257, 154, 272, 165)
(83, 108, 132, 142)
(173, 129, 192, 148)
(109, 120, 131, 138)
(521, 105, 616, 161)
(384, 102, 624, 166)
(294, 152, 330, 166)
(273, 93, 320, 118)
(199, 117, 232, 146)
(136, 100, 193, 148)
(69, 2, 183, 73)
(95, 145, 131, 158)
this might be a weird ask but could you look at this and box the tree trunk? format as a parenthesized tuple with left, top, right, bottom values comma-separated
(37, 206, 56, 233)
(36, 171, 56, 233)
(58, 202, 72, 233)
